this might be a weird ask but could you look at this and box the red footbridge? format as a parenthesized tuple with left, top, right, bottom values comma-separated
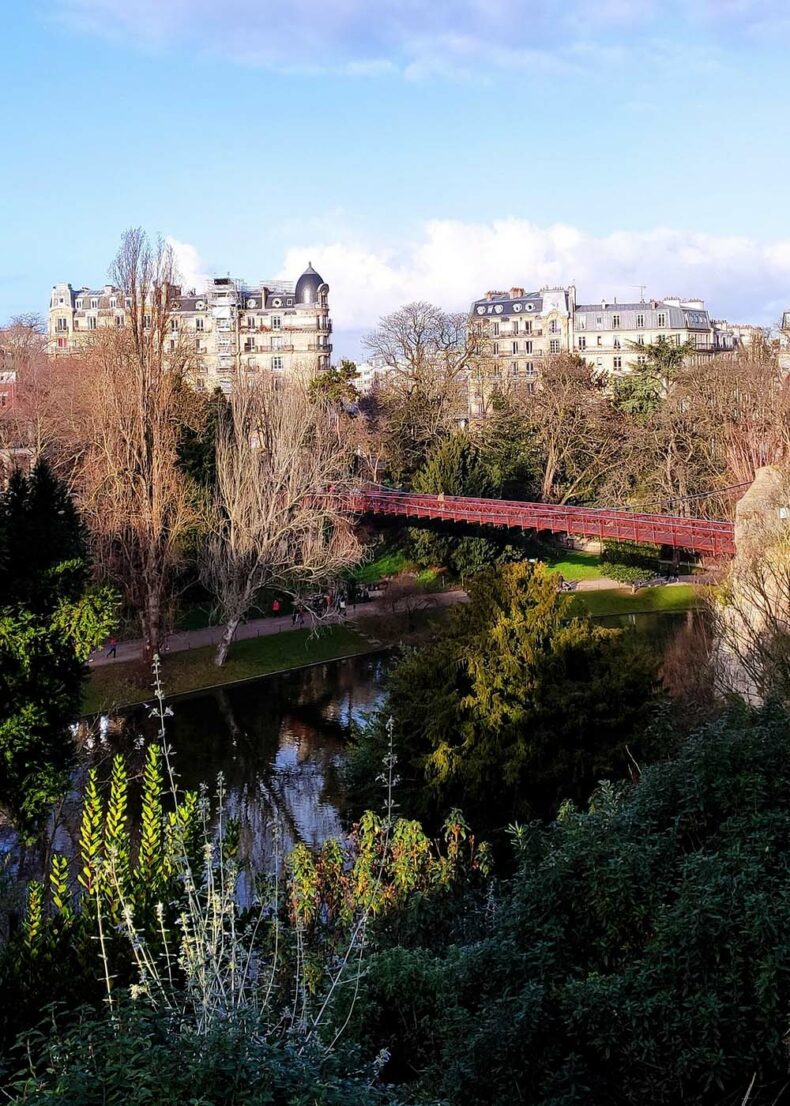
(345, 487, 736, 557)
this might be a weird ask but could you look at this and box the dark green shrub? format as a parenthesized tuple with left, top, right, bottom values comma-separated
(349, 701, 790, 1106)
(602, 539, 660, 572)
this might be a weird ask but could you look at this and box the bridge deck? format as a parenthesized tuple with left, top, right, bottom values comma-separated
(349, 488, 735, 557)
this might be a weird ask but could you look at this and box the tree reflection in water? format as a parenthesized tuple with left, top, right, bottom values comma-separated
(4, 654, 390, 908)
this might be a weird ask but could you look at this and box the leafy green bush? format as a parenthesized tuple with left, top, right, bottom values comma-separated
(347, 562, 658, 833)
(0, 460, 117, 837)
(348, 701, 790, 1105)
(600, 561, 648, 585)
(602, 539, 660, 572)
(6, 1001, 397, 1105)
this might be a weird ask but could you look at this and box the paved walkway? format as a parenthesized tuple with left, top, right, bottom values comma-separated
(89, 573, 705, 668)
(89, 588, 468, 667)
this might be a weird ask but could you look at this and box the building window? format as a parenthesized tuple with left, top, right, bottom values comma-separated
(525, 361, 534, 374)
(110, 297, 117, 309)
(612, 314, 620, 329)
(657, 312, 666, 327)
(637, 335, 645, 346)
(549, 339, 560, 354)
(636, 313, 645, 328)
(524, 320, 532, 334)
(56, 317, 67, 332)
(170, 318, 178, 331)
(525, 340, 533, 354)
(596, 316, 602, 326)
(87, 316, 97, 330)
(511, 320, 518, 334)
(578, 336, 587, 350)
(272, 336, 283, 350)
(271, 355, 283, 371)
(90, 298, 98, 309)
(195, 339, 202, 352)
(246, 316, 255, 328)
(492, 342, 499, 355)
(169, 339, 176, 351)
(57, 337, 67, 349)
(510, 361, 518, 376)
(195, 318, 204, 331)
(492, 321, 500, 336)
(614, 355, 622, 370)
(271, 316, 282, 331)
(512, 341, 518, 354)
(636, 355, 646, 365)
(73, 319, 79, 330)
(577, 317, 586, 329)
(76, 299, 83, 309)
(144, 314, 151, 329)
(613, 337, 621, 349)
(243, 339, 255, 352)
(596, 335, 602, 347)
(115, 315, 123, 327)
(549, 319, 560, 334)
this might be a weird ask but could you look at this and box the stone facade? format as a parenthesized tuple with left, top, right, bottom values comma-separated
(573, 296, 714, 378)
(48, 263, 332, 393)
(468, 286, 574, 417)
(468, 285, 768, 415)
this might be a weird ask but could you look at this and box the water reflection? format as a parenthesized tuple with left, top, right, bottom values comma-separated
(3, 653, 391, 906)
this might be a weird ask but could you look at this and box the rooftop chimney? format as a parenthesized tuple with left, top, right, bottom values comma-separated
(510, 287, 525, 298)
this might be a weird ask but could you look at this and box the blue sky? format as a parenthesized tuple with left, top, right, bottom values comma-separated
(2, 0, 790, 357)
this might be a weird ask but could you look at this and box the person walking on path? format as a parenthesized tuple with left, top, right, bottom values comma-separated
(339, 596, 347, 618)
(272, 598, 281, 616)
(291, 606, 298, 626)
(298, 606, 306, 627)
(106, 637, 118, 659)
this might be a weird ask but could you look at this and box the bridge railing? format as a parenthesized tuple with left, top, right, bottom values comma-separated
(340, 486, 736, 557)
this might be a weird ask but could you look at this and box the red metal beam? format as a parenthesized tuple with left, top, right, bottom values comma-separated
(343, 488, 736, 557)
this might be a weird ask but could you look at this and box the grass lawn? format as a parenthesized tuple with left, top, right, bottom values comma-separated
(542, 550, 606, 581)
(569, 584, 703, 618)
(84, 624, 376, 714)
(352, 548, 414, 584)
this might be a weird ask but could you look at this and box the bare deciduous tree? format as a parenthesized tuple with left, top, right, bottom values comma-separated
(363, 302, 478, 481)
(522, 354, 626, 503)
(201, 375, 361, 667)
(0, 314, 53, 465)
(69, 228, 199, 660)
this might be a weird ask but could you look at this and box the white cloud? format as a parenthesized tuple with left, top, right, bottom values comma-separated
(277, 219, 790, 340)
(50, 0, 701, 77)
(167, 236, 209, 292)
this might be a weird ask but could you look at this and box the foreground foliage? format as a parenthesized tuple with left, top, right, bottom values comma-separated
(0, 461, 115, 836)
(348, 701, 790, 1105)
(8, 1003, 398, 1105)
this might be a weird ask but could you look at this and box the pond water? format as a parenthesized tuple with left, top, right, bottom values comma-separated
(5, 610, 702, 904)
(5, 653, 392, 905)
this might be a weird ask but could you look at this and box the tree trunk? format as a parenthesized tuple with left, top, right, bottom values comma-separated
(143, 589, 162, 663)
(215, 616, 241, 667)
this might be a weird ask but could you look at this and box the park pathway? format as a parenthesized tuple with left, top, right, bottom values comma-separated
(89, 588, 468, 667)
(88, 572, 704, 668)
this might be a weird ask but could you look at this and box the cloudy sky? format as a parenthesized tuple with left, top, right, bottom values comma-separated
(2, 1, 790, 355)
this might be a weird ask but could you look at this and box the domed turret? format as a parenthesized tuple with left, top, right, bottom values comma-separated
(295, 261, 325, 306)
